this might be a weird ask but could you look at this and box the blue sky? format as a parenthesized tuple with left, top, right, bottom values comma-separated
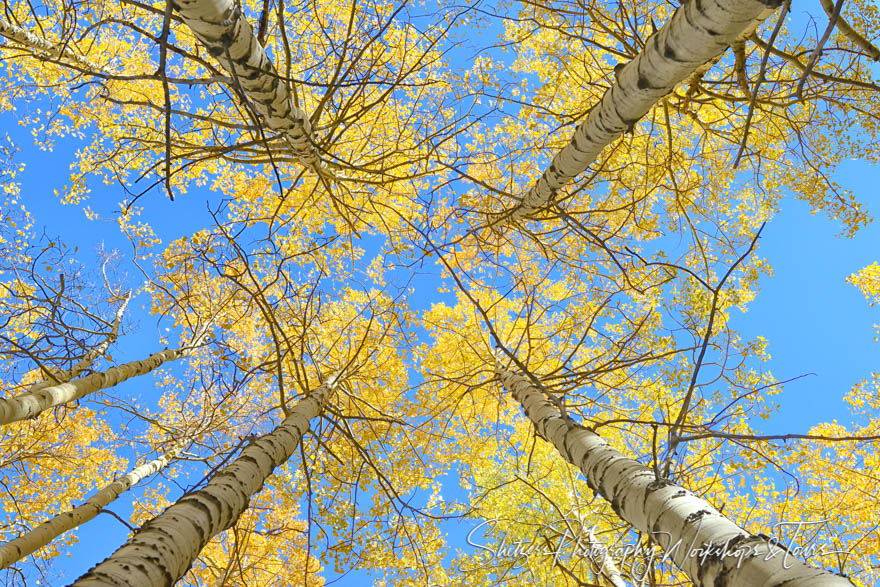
(732, 159, 880, 432)
(6, 116, 878, 583)
(2, 8, 880, 584)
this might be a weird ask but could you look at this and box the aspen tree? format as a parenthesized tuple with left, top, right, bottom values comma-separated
(495, 361, 855, 586)
(3, 0, 880, 580)
(172, 0, 322, 171)
(0, 16, 104, 71)
(567, 489, 626, 587)
(507, 0, 782, 221)
(73, 373, 340, 586)
(26, 292, 132, 395)
(0, 346, 193, 426)
(0, 438, 187, 568)
(817, 0, 880, 61)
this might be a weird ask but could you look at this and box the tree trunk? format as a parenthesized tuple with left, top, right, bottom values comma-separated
(496, 362, 854, 586)
(172, 0, 322, 171)
(28, 293, 131, 394)
(587, 525, 626, 587)
(817, 0, 880, 61)
(0, 16, 104, 71)
(0, 346, 189, 426)
(507, 0, 781, 221)
(71, 374, 339, 586)
(0, 438, 185, 569)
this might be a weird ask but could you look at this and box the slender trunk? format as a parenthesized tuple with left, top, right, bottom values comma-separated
(818, 0, 880, 61)
(29, 293, 132, 394)
(587, 526, 626, 587)
(507, 0, 781, 221)
(496, 363, 853, 586)
(568, 488, 626, 586)
(0, 16, 103, 71)
(172, 0, 322, 171)
(0, 346, 189, 426)
(72, 374, 339, 586)
(0, 439, 185, 569)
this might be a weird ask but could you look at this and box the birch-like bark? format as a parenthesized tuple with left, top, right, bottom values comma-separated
(72, 374, 339, 586)
(0, 439, 186, 569)
(507, 0, 781, 221)
(172, 0, 322, 171)
(568, 488, 626, 586)
(587, 527, 625, 587)
(0, 346, 189, 426)
(28, 293, 132, 395)
(0, 16, 104, 71)
(496, 363, 854, 586)
(818, 0, 880, 61)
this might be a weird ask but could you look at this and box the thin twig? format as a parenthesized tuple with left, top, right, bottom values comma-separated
(157, 0, 175, 201)
(664, 223, 766, 475)
(796, 0, 846, 100)
(733, 1, 790, 169)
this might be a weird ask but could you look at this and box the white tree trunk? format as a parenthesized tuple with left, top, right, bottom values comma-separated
(496, 363, 854, 586)
(0, 16, 104, 71)
(0, 346, 189, 426)
(568, 488, 626, 586)
(28, 293, 132, 394)
(587, 526, 626, 587)
(508, 0, 780, 221)
(818, 0, 880, 61)
(0, 439, 185, 569)
(72, 374, 339, 586)
(173, 0, 321, 171)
